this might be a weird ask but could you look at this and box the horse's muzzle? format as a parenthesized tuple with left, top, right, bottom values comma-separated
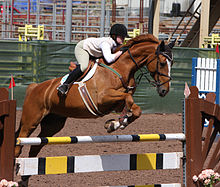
(157, 85, 169, 97)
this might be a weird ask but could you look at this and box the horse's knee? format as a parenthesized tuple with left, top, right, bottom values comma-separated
(125, 94, 135, 109)
(131, 104, 142, 117)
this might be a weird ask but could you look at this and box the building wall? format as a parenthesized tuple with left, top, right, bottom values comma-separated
(116, 0, 201, 14)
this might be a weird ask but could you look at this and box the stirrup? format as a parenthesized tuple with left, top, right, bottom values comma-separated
(57, 84, 68, 95)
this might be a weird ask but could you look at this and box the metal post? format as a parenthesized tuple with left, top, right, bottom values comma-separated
(52, 2, 57, 40)
(100, 0, 105, 37)
(36, 0, 40, 25)
(10, 0, 14, 38)
(65, 0, 72, 42)
(106, 9, 110, 35)
(125, 6, 128, 29)
(6, 1, 9, 38)
(148, 0, 154, 34)
(139, 0, 143, 33)
(86, 2, 89, 38)
(2, 1, 6, 38)
(27, 0, 30, 24)
(112, 0, 116, 24)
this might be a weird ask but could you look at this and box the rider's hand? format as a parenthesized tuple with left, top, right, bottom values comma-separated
(114, 50, 123, 60)
(120, 46, 129, 53)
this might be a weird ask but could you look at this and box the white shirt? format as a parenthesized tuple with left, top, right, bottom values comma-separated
(83, 37, 118, 63)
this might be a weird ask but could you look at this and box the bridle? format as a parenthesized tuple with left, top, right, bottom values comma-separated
(127, 44, 173, 88)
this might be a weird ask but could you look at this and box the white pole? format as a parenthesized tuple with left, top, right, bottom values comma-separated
(100, 0, 106, 37)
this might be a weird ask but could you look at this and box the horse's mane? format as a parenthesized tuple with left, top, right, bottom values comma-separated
(124, 34, 159, 47)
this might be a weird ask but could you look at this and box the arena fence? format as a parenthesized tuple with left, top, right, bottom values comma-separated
(191, 57, 220, 104)
(0, 86, 219, 186)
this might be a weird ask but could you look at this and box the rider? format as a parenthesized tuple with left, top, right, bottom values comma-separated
(57, 23, 129, 95)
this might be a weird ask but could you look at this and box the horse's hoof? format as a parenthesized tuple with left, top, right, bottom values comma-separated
(104, 119, 120, 133)
(104, 119, 115, 129)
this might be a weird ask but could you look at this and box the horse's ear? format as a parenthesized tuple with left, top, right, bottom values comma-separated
(168, 39, 176, 49)
(159, 40, 165, 52)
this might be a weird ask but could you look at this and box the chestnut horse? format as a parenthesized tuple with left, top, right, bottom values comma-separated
(15, 34, 174, 159)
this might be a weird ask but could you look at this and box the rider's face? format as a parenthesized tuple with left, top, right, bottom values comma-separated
(116, 35, 125, 45)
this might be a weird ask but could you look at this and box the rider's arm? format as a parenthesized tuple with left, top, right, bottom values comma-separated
(100, 42, 123, 63)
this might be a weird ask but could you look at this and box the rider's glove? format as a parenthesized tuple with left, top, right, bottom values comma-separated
(120, 46, 129, 53)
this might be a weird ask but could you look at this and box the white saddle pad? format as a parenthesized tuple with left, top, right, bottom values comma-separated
(60, 62, 98, 85)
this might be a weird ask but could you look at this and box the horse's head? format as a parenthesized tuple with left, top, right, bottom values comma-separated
(117, 34, 174, 97)
(145, 40, 174, 97)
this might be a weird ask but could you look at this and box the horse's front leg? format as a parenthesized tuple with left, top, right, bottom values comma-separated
(102, 89, 142, 133)
(118, 103, 141, 130)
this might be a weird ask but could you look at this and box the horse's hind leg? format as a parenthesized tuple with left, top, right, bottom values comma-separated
(28, 113, 67, 157)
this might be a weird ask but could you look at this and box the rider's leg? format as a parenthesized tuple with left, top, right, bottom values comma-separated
(57, 40, 89, 95)
(57, 64, 83, 95)
(74, 40, 90, 72)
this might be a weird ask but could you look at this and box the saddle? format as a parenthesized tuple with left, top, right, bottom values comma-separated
(65, 59, 103, 116)
(68, 60, 94, 81)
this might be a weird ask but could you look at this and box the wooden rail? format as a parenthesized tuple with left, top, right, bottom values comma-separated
(185, 86, 220, 186)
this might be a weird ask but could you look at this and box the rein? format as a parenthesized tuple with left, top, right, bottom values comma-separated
(127, 46, 172, 88)
(99, 63, 129, 90)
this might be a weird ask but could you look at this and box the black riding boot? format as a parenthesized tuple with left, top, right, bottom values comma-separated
(57, 64, 83, 95)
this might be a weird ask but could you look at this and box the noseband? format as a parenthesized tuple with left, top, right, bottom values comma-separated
(127, 45, 172, 88)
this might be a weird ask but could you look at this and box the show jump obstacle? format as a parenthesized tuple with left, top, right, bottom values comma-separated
(0, 86, 219, 186)
(0, 88, 16, 181)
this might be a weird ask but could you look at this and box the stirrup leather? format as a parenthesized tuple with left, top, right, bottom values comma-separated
(57, 84, 68, 95)
(77, 82, 104, 117)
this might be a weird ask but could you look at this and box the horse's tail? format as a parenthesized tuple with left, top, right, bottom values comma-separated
(25, 83, 38, 97)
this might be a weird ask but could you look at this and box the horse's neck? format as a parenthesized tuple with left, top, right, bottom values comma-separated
(112, 60, 133, 80)
(114, 44, 156, 75)
(103, 42, 157, 88)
